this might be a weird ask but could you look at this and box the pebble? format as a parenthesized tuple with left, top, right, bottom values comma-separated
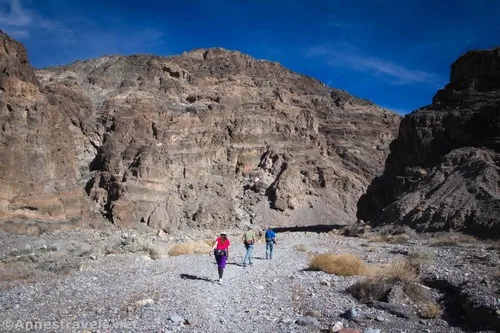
(338, 329, 361, 333)
(169, 314, 184, 324)
(135, 299, 154, 307)
(295, 316, 321, 327)
(342, 307, 358, 319)
(375, 316, 384, 322)
(331, 321, 344, 332)
(363, 329, 381, 333)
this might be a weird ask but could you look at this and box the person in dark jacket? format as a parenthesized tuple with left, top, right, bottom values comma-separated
(265, 227, 277, 260)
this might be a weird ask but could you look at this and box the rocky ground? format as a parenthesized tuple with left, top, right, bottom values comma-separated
(0, 228, 498, 333)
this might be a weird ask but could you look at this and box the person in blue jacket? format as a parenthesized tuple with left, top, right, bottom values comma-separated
(264, 227, 277, 260)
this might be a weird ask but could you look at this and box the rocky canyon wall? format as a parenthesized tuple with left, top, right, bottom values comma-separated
(0, 31, 400, 233)
(357, 48, 500, 238)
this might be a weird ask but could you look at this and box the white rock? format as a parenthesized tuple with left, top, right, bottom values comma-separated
(135, 298, 154, 307)
(331, 321, 344, 332)
(169, 314, 184, 324)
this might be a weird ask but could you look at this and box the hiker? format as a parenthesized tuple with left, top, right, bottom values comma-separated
(265, 226, 277, 260)
(242, 227, 256, 267)
(210, 231, 230, 284)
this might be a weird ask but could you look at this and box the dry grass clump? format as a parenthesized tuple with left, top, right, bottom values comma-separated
(348, 259, 430, 304)
(419, 302, 443, 318)
(366, 234, 410, 244)
(145, 245, 167, 260)
(428, 233, 478, 247)
(308, 253, 368, 276)
(377, 259, 421, 281)
(486, 241, 500, 252)
(168, 241, 212, 256)
(294, 244, 309, 252)
(121, 237, 167, 259)
(408, 250, 435, 268)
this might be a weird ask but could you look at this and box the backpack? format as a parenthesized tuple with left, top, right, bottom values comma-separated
(243, 231, 254, 245)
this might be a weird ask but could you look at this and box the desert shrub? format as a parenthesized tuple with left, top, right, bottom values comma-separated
(121, 237, 167, 259)
(419, 302, 443, 318)
(348, 259, 430, 303)
(366, 234, 409, 244)
(428, 233, 478, 247)
(407, 250, 435, 269)
(294, 244, 309, 252)
(308, 253, 367, 276)
(168, 241, 211, 256)
(486, 241, 500, 252)
(146, 245, 167, 260)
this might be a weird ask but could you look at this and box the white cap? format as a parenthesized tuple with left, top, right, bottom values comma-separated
(220, 231, 228, 235)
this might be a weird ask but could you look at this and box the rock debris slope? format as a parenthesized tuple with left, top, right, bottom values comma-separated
(18, 35, 398, 232)
(358, 47, 500, 238)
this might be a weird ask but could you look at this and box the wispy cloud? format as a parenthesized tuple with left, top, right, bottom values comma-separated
(307, 45, 446, 87)
(0, 0, 30, 26)
(0, 0, 75, 42)
(5, 28, 29, 38)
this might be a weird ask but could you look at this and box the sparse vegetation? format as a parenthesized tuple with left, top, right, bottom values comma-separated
(168, 241, 212, 256)
(419, 302, 443, 318)
(294, 244, 309, 252)
(308, 253, 368, 276)
(365, 233, 410, 244)
(407, 250, 435, 269)
(486, 241, 500, 252)
(120, 237, 167, 259)
(428, 233, 478, 247)
(348, 259, 430, 304)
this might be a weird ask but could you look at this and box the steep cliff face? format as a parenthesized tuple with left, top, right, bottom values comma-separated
(0, 32, 400, 233)
(358, 48, 500, 238)
(0, 32, 103, 234)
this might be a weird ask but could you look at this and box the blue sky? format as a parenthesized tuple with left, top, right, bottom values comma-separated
(0, 0, 499, 114)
